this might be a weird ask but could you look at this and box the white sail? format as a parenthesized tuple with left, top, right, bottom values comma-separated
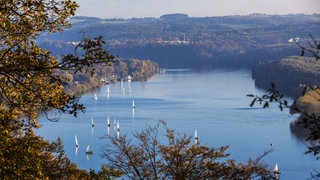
(114, 119, 117, 132)
(93, 94, 98, 101)
(117, 121, 120, 140)
(86, 145, 93, 154)
(274, 163, 279, 173)
(91, 116, 94, 127)
(107, 116, 110, 136)
(132, 99, 136, 108)
(274, 163, 280, 179)
(75, 135, 79, 147)
(194, 129, 199, 145)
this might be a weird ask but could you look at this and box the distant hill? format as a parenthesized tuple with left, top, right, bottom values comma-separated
(38, 13, 320, 69)
(252, 56, 320, 97)
(160, 13, 189, 20)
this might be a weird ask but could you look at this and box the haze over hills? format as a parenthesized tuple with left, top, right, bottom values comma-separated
(39, 13, 320, 69)
(74, 0, 320, 19)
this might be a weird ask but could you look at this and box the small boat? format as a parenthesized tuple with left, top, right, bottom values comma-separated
(127, 75, 132, 82)
(91, 116, 94, 127)
(93, 94, 98, 101)
(132, 100, 136, 109)
(117, 121, 120, 140)
(274, 163, 280, 173)
(273, 163, 280, 179)
(107, 116, 110, 135)
(107, 116, 110, 127)
(75, 135, 79, 148)
(85, 145, 93, 154)
(114, 119, 117, 131)
(194, 129, 199, 145)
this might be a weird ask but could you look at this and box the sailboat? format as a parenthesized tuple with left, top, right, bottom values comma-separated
(107, 116, 110, 135)
(194, 129, 199, 145)
(107, 116, 110, 127)
(274, 163, 280, 173)
(75, 135, 79, 148)
(117, 121, 120, 140)
(114, 119, 117, 132)
(91, 116, 94, 127)
(132, 99, 136, 109)
(274, 163, 280, 179)
(85, 145, 93, 154)
(93, 94, 98, 101)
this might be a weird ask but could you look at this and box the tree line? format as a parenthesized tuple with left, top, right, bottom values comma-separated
(63, 58, 159, 95)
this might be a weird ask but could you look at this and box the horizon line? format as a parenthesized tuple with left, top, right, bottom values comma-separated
(73, 12, 320, 20)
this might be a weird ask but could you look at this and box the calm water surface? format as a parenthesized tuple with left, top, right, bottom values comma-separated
(38, 69, 319, 179)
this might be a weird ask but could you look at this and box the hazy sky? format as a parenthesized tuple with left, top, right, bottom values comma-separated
(74, 0, 320, 19)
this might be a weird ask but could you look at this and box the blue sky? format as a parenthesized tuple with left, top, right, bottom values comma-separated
(74, 0, 320, 18)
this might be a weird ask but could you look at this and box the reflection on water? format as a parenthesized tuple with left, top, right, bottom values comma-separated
(37, 69, 319, 179)
(290, 116, 320, 152)
(290, 119, 310, 141)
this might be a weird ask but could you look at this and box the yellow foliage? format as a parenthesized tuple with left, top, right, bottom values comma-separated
(0, 0, 117, 179)
(296, 89, 320, 115)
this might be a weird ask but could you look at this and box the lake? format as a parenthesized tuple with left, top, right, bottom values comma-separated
(37, 69, 319, 179)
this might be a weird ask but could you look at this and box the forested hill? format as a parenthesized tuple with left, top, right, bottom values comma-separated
(63, 58, 159, 95)
(38, 13, 320, 69)
(252, 56, 320, 98)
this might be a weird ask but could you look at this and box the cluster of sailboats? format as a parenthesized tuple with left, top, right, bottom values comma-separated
(80, 90, 197, 158)
(74, 114, 125, 157)
(79, 82, 136, 158)
(76, 81, 282, 176)
(75, 121, 199, 157)
(95, 80, 134, 101)
(74, 134, 93, 155)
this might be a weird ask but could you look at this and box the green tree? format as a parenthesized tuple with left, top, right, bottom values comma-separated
(102, 121, 276, 179)
(0, 0, 117, 178)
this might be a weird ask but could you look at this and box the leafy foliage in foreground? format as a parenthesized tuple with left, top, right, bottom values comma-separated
(0, 122, 75, 178)
(0, 0, 116, 127)
(0, 119, 123, 179)
(248, 35, 320, 178)
(0, 0, 119, 178)
(102, 121, 276, 179)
